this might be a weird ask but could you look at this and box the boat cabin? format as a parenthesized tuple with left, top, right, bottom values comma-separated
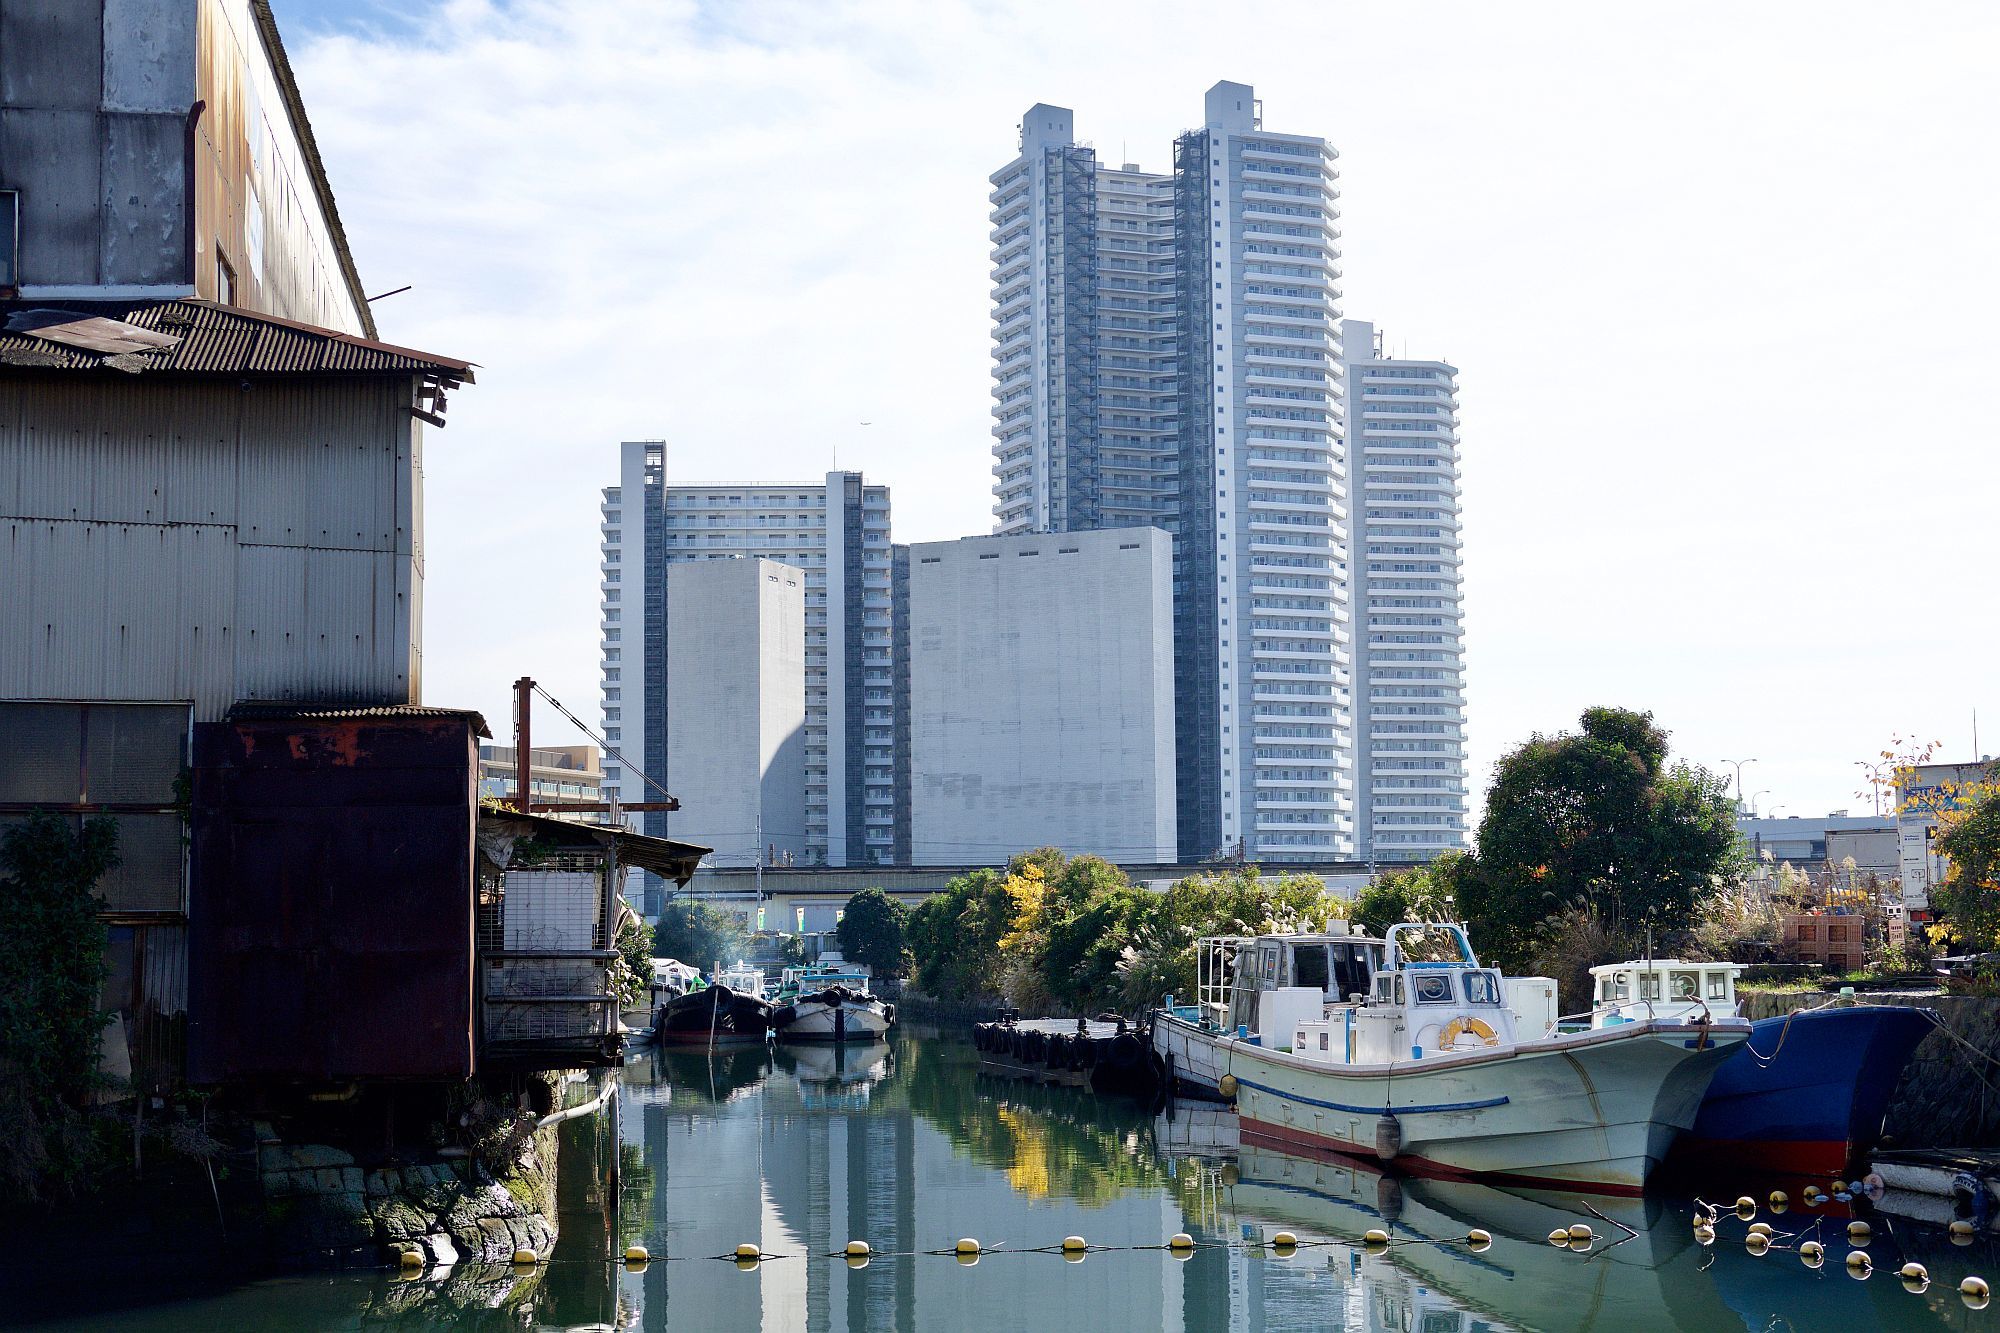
(1586, 960, 1743, 1027)
(1295, 924, 1521, 1065)
(716, 962, 767, 996)
(1191, 927, 1385, 1036)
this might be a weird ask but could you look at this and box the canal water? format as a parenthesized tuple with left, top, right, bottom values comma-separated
(19, 1029, 1999, 1331)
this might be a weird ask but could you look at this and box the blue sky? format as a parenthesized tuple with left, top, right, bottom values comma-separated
(270, 0, 2000, 828)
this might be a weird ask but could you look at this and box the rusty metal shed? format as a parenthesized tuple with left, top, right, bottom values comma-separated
(187, 703, 489, 1086)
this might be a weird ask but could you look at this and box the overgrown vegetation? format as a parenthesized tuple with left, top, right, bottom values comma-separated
(905, 849, 1347, 1013)
(1929, 770, 2000, 952)
(610, 914, 654, 1008)
(0, 811, 119, 1203)
(653, 900, 746, 973)
(836, 888, 910, 979)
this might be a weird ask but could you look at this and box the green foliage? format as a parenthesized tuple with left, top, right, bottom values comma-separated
(611, 914, 654, 1008)
(1352, 853, 1474, 938)
(653, 901, 746, 974)
(0, 811, 119, 1203)
(1461, 706, 1743, 971)
(1934, 778, 2000, 951)
(837, 888, 911, 978)
(906, 869, 1013, 1001)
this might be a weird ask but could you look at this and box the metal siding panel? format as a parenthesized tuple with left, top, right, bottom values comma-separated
(0, 380, 19, 514)
(0, 108, 101, 283)
(301, 545, 380, 699)
(0, 1, 105, 108)
(161, 381, 239, 526)
(102, 0, 197, 113)
(236, 381, 396, 552)
(99, 111, 190, 287)
(232, 541, 305, 700)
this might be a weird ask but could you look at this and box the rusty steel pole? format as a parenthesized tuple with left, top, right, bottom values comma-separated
(513, 676, 534, 811)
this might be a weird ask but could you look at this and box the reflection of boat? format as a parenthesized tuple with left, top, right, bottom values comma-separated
(777, 1041, 894, 1110)
(1153, 1104, 1240, 1156)
(1153, 925, 1750, 1194)
(654, 984, 776, 1046)
(651, 1044, 774, 1103)
(774, 981, 895, 1043)
(1584, 960, 1936, 1176)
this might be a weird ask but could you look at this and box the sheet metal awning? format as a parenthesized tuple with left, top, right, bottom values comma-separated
(478, 808, 710, 885)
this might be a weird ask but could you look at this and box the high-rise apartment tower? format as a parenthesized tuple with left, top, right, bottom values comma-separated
(601, 444, 900, 878)
(1340, 321, 1469, 861)
(990, 81, 1352, 862)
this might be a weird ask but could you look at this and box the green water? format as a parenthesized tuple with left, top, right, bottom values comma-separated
(13, 1031, 1997, 1330)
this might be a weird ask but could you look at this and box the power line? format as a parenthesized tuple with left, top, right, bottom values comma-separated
(529, 681, 674, 805)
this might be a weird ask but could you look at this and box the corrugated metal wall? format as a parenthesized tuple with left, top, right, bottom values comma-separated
(0, 375, 421, 719)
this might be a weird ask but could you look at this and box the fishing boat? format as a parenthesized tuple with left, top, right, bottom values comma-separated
(773, 971, 895, 1043)
(1580, 958, 1936, 1176)
(1149, 923, 1751, 1194)
(654, 983, 777, 1046)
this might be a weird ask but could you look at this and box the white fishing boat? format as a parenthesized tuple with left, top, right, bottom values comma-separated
(774, 963, 895, 1043)
(1150, 923, 1750, 1194)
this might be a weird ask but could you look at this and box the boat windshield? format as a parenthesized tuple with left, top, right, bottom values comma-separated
(1388, 924, 1476, 967)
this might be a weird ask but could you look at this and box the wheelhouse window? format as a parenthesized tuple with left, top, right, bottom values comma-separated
(1640, 973, 1661, 1001)
(1671, 971, 1700, 1001)
(1463, 971, 1501, 1006)
(1412, 973, 1454, 1005)
(1292, 944, 1329, 993)
(1706, 972, 1730, 1000)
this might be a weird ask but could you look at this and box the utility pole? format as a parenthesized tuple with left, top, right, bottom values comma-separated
(513, 676, 535, 812)
(1721, 757, 1757, 811)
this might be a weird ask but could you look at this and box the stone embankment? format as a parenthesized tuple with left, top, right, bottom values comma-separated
(257, 1125, 558, 1268)
(1740, 989, 2000, 1149)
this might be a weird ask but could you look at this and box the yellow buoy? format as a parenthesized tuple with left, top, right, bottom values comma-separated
(1169, 1233, 1196, 1251)
(1364, 1228, 1391, 1246)
(955, 1251, 980, 1267)
(1694, 1225, 1717, 1247)
(1467, 1229, 1492, 1253)
(1745, 1234, 1770, 1256)
(1768, 1190, 1787, 1208)
(1567, 1223, 1593, 1242)
(1062, 1249, 1085, 1264)
(623, 1244, 650, 1264)
(1747, 1222, 1774, 1238)
(1062, 1235, 1088, 1253)
(1548, 1228, 1569, 1247)
(1846, 1250, 1872, 1279)
(1802, 1185, 1823, 1206)
(846, 1240, 871, 1259)
(398, 1246, 424, 1268)
(1735, 1200, 1757, 1221)
(1951, 1220, 1978, 1244)
(1901, 1262, 1928, 1282)
(1270, 1231, 1297, 1249)
(511, 1249, 538, 1266)
(735, 1243, 762, 1261)
(847, 1254, 871, 1270)
(1963, 1276, 1992, 1310)
(1218, 1074, 1238, 1099)
(736, 1256, 761, 1271)
(1800, 1240, 1825, 1268)
(955, 1238, 981, 1256)
(1847, 1221, 1871, 1244)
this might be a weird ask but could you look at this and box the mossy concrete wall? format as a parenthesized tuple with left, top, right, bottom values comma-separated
(1739, 990, 1997, 1149)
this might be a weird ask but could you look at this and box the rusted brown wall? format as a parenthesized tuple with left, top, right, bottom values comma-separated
(187, 713, 477, 1083)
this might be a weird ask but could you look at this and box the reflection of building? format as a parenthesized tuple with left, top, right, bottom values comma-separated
(908, 528, 1177, 864)
(478, 744, 603, 808)
(1340, 320, 1470, 863)
(602, 447, 901, 869)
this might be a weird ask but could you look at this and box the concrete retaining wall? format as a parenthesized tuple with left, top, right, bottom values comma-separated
(1739, 989, 2000, 1149)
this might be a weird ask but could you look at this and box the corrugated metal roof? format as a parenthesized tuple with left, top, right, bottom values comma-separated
(228, 700, 493, 738)
(480, 808, 711, 885)
(0, 299, 472, 385)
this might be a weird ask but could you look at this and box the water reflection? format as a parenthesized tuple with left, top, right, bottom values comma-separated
(16, 1031, 2000, 1331)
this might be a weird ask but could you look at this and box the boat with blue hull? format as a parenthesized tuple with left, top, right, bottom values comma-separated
(1579, 960, 1936, 1177)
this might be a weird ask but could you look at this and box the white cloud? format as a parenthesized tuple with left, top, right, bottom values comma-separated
(287, 0, 2000, 827)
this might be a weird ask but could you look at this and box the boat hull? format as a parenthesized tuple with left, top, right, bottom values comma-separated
(654, 984, 774, 1047)
(1153, 1011, 1744, 1194)
(1671, 1004, 1935, 1177)
(777, 999, 894, 1043)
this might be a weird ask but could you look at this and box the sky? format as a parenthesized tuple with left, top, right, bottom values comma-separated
(270, 0, 1998, 829)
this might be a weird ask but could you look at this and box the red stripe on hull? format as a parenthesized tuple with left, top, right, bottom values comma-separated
(1238, 1117, 1647, 1198)
(1668, 1137, 1853, 1179)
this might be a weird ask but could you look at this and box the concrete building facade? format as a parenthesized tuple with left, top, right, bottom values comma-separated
(600, 445, 899, 869)
(650, 558, 807, 874)
(989, 82, 1352, 864)
(1340, 319, 1469, 860)
(908, 527, 1176, 865)
(0, 0, 373, 335)
(477, 743, 602, 809)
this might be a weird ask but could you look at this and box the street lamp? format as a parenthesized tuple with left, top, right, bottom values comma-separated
(1768, 804, 1788, 819)
(1855, 759, 1890, 817)
(1751, 790, 1772, 818)
(1721, 757, 1758, 809)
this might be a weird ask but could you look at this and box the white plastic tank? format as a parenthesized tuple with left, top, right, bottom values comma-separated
(1258, 987, 1326, 1052)
(1504, 977, 1559, 1038)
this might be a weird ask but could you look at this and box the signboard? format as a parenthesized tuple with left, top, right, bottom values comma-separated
(1895, 763, 1997, 913)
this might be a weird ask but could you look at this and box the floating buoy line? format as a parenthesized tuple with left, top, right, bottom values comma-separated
(1689, 1193, 1992, 1308)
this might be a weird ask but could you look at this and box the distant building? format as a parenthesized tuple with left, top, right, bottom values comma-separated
(0, 0, 374, 336)
(648, 558, 807, 896)
(1737, 814, 1897, 869)
(601, 445, 899, 867)
(477, 743, 603, 810)
(1897, 760, 1999, 912)
(1340, 320, 1469, 861)
(908, 528, 1176, 864)
(989, 83, 1356, 863)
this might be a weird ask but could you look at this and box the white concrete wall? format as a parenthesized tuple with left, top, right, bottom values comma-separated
(909, 528, 1175, 864)
(661, 558, 807, 867)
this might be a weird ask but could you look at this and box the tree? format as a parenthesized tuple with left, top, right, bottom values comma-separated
(610, 914, 654, 1008)
(1352, 852, 1474, 939)
(837, 888, 911, 979)
(1932, 771, 2000, 951)
(906, 869, 1013, 1001)
(653, 901, 746, 974)
(1461, 706, 1742, 971)
(0, 811, 119, 1202)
